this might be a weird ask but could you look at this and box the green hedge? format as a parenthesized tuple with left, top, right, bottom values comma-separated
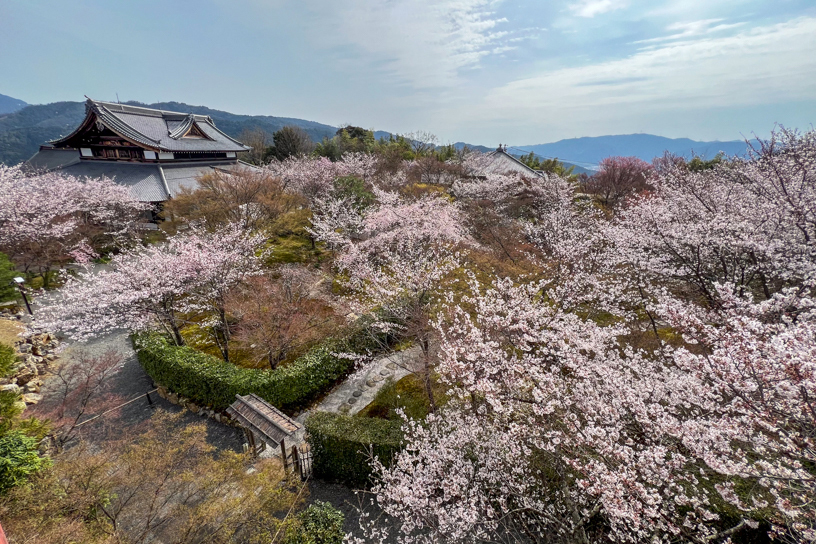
(133, 328, 385, 413)
(306, 411, 403, 487)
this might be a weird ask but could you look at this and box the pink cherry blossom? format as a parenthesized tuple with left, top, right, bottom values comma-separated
(38, 224, 265, 361)
(0, 164, 148, 281)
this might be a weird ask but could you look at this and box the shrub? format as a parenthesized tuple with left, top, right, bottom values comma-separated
(0, 342, 15, 378)
(284, 501, 345, 544)
(0, 431, 48, 494)
(133, 323, 391, 413)
(305, 411, 402, 487)
(136, 336, 346, 412)
(0, 252, 18, 303)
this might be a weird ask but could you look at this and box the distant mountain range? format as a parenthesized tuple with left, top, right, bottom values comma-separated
(0, 93, 27, 115)
(451, 142, 596, 174)
(454, 134, 751, 174)
(1, 93, 753, 171)
(515, 134, 751, 168)
(0, 97, 338, 166)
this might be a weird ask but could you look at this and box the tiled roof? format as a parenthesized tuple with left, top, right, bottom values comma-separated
(25, 149, 261, 202)
(226, 394, 302, 446)
(24, 148, 81, 172)
(51, 99, 251, 153)
(60, 160, 169, 202)
(160, 161, 260, 197)
(483, 149, 545, 178)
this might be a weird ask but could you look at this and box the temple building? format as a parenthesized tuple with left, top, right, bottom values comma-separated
(481, 145, 546, 177)
(26, 98, 255, 203)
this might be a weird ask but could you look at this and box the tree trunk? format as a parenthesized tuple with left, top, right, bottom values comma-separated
(216, 307, 230, 362)
(420, 336, 437, 413)
(169, 322, 185, 346)
(213, 326, 229, 363)
(42, 266, 51, 289)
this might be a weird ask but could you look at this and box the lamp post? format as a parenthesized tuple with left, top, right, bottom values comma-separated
(13, 278, 32, 315)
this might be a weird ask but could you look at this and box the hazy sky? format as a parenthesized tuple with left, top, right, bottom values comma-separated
(1, 0, 814, 145)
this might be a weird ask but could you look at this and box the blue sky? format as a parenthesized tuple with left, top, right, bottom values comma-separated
(1, 0, 814, 145)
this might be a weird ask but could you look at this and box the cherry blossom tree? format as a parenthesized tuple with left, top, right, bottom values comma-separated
(0, 164, 148, 286)
(227, 268, 339, 368)
(324, 191, 472, 410)
(38, 225, 265, 359)
(265, 153, 380, 248)
(657, 285, 816, 542)
(264, 152, 379, 205)
(265, 155, 340, 206)
(365, 275, 814, 543)
(583, 156, 654, 209)
(176, 226, 268, 361)
(451, 171, 534, 206)
(609, 129, 816, 307)
(362, 129, 816, 544)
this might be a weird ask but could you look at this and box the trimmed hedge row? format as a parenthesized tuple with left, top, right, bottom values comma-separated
(133, 328, 385, 413)
(305, 411, 403, 487)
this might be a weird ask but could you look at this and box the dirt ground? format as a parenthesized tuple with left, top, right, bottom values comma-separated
(0, 317, 24, 346)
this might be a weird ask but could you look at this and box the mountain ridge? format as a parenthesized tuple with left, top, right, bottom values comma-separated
(515, 133, 751, 167)
(0, 93, 27, 115)
(1, 97, 754, 169)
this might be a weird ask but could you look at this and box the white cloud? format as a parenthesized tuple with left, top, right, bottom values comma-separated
(568, 0, 627, 18)
(302, 0, 512, 89)
(634, 18, 746, 45)
(481, 16, 816, 123)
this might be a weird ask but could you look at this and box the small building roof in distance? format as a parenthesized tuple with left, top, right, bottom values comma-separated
(483, 147, 545, 178)
(51, 98, 251, 153)
(226, 394, 302, 446)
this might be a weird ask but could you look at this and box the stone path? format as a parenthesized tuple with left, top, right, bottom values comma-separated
(311, 345, 423, 417)
(25, 294, 245, 451)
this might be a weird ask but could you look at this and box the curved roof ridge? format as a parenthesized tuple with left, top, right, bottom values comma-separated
(168, 114, 196, 139)
(47, 99, 97, 145)
(195, 116, 252, 149)
(50, 97, 251, 152)
(94, 102, 163, 147)
(93, 99, 213, 122)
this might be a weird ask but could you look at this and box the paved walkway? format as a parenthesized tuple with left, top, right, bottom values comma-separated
(313, 345, 424, 416)
(26, 297, 245, 451)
